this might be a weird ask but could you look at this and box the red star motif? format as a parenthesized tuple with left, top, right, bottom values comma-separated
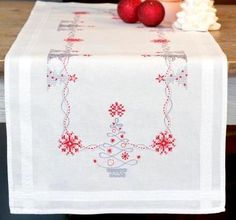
(121, 152, 129, 160)
(156, 74, 165, 83)
(69, 74, 78, 83)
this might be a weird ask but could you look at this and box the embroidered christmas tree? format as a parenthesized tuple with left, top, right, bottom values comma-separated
(93, 102, 140, 177)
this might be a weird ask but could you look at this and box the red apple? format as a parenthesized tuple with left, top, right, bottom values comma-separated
(117, 0, 142, 23)
(138, 0, 165, 27)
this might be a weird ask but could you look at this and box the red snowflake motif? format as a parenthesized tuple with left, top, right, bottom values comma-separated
(121, 152, 129, 160)
(152, 131, 176, 154)
(156, 74, 165, 83)
(108, 102, 125, 117)
(58, 131, 82, 155)
(151, 39, 170, 44)
(68, 74, 78, 83)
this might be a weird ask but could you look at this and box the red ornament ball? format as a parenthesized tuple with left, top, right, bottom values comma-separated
(138, 0, 165, 27)
(117, 0, 142, 23)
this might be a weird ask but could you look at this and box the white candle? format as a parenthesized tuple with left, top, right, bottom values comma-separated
(160, 0, 182, 24)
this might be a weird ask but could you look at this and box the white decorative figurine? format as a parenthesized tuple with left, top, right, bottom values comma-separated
(174, 0, 221, 31)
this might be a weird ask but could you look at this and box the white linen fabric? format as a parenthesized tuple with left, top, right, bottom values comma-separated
(5, 1, 227, 214)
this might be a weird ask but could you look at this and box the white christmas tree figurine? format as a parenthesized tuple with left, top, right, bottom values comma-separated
(174, 0, 221, 31)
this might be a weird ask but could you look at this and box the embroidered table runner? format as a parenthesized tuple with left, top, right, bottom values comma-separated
(5, 1, 227, 214)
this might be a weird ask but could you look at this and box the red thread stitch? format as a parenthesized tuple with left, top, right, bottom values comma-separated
(59, 131, 82, 155)
(152, 131, 176, 154)
(108, 102, 126, 117)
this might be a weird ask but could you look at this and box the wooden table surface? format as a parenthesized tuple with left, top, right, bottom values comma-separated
(0, 1, 236, 76)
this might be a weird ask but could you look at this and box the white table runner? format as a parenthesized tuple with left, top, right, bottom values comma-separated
(5, 1, 227, 214)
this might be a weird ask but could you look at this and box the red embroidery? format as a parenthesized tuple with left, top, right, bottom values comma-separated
(107, 148, 112, 154)
(47, 10, 94, 155)
(151, 39, 170, 44)
(69, 74, 78, 82)
(74, 11, 89, 15)
(108, 102, 126, 117)
(156, 74, 165, 83)
(59, 131, 82, 155)
(64, 38, 83, 42)
(152, 131, 176, 154)
(121, 152, 129, 160)
(47, 10, 189, 176)
(110, 138, 115, 143)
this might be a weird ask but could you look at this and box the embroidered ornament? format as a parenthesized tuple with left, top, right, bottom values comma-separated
(59, 131, 82, 155)
(152, 131, 176, 154)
